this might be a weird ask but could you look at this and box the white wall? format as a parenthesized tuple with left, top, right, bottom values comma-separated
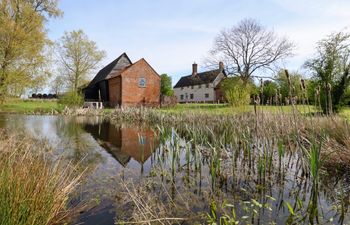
(174, 83, 215, 103)
(174, 71, 226, 103)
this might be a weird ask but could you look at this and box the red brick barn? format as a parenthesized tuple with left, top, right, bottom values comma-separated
(84, 53, 161, 107)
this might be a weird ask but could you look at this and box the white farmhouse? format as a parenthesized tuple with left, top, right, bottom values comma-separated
(174, 62, 226, 103)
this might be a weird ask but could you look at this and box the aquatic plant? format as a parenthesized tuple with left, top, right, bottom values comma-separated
(0, 130, 83, 225)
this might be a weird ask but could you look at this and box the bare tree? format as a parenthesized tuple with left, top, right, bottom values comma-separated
(51, 75, 65, 95)
(208, 18, 294, 83)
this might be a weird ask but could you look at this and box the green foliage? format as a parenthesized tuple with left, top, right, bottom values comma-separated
(0, 131, 80, 225)
(58, 91, 84, 107)
(56, 30, 106, 91)
(305, 31, 350, 113)
(276, 70, 304, 102)
(343, 87, 350, 106)
(160, 74, 174, 96)
(262, 80, 278, 104)
(306, 79, 319, 105)
(221, 77, 252, 107)
(0, 0, 60, 101)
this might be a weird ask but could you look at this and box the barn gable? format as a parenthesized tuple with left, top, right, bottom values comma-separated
(84, 53, 160, 107)
(84, 53, 132, 101)
(87, 53, 132, 88)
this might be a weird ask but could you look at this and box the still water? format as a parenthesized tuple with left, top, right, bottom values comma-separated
(0, 114, 349, 224)
(0, 114, 158, 225)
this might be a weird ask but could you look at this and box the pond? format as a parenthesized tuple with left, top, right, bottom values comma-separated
(0, 114, 349, 224)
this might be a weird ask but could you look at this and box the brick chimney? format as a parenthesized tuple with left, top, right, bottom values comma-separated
(192, 62, 198, 76)
(219, 61, 224, 70)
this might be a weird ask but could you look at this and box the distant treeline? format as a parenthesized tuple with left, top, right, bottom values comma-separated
(31, 93, 58, 99)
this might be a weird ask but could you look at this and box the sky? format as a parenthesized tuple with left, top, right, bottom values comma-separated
(47, 0, 350, 84)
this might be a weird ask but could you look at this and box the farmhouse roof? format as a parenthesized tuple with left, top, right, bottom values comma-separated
(173, 69, 225, 88)
(87, 52, 132, 88)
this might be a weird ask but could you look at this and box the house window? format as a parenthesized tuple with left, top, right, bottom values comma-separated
(180, 95, 184, 100)
(139, 77, 146, 88)
(190, 94, 193, 99)
(206, 84, 209, 88)
(185, 93, 188, 99)
(205, 93, 209, 98)
(181, 87, 184, 90)
(191, 86, 194, 89)
(198, 84, 201, 89)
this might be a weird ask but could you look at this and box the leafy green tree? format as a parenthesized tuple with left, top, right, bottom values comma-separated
(221, 77, 253, 107)
(306, 79, 319, 105)
(275, 70, 304, 104)
(262, 80, 278, 105)
(305, 31, 350, 113)
(0, 0, 61, 101)
(56, 30, 106, 91)
(160, 74, 173, 96)
(343, 87, 350, 106)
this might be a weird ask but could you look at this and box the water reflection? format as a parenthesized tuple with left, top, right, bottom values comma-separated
(83, 121, 156, 167)
(1, 114, 349, 224)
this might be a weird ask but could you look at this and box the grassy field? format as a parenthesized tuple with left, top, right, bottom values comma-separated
(0, 99, 63, 114)
(158, 103, 318, 115)
(0, 99, 349, 119)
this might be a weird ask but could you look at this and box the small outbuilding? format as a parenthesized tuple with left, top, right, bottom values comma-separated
(84, 53, 161, 107)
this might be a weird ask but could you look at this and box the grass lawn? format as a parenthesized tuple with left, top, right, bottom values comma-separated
(0, 99, 346, 117)
(158, 103, 318, 115)
(0, 99, 63, 114)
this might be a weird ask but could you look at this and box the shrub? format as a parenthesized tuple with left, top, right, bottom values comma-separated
(58, 91, 84, 107)
(221, 77, 252, 107)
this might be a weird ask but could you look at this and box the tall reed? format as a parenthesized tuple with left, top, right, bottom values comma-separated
(0, 130, 82, 225)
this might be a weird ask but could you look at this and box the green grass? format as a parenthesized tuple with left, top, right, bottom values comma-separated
(340, 107, 350, 120)
(0, 99, 340, 116)
(0, 131, 82, 225)
(0, 99, 63, 114)
(158, 103, 317, 115)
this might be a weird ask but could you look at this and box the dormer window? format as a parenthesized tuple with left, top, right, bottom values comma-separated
(139, 77, 146, 88)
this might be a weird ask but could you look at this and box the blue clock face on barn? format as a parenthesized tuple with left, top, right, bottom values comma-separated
(139, 77, 146, 88)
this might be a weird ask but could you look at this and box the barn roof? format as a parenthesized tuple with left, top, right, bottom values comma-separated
(106, 58, 160, 80)
(87, 52, 132, 88)
(173, 69, 225, 88)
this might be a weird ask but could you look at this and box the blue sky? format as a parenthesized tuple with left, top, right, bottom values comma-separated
(47, 0, 350, 84)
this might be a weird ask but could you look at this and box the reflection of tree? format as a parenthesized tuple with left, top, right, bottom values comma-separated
(54, 116, 103, 171)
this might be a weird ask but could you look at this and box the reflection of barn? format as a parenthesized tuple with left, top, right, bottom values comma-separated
(83, 121, 157, 167)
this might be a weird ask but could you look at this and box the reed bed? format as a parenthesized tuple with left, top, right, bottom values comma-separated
(0, 130, 83, 225)
(109, 106, 350, 224)
(109, 107, 350, 168)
